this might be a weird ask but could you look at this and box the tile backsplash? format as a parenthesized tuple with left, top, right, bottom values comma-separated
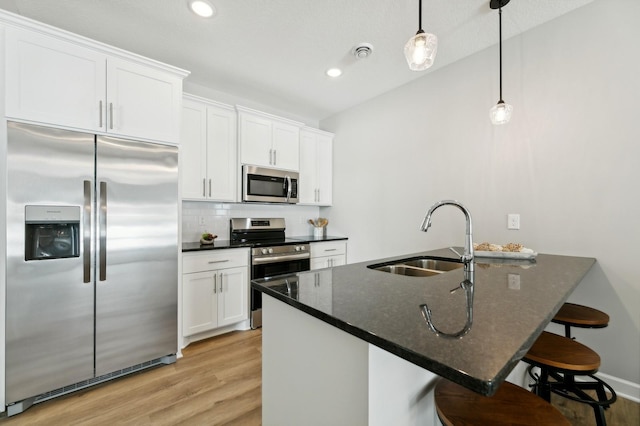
(182, 201, 326, 242)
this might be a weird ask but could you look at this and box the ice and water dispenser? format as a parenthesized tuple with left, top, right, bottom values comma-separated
(25, 205, 80, 261)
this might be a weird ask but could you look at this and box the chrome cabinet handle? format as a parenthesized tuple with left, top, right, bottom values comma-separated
(213, 274, 217, 293)
(209, 179, 212, 197)
(208, 259, 229, 264)
(324, 248, 337, 252)
(99, 101, 103, 128)
(219, 273, 223, 293)
(273, 149, 277, 165)
(269, 149, 273, 165)
(83, 180, 92, 283)
(99, 181, 107, 281)
(203, 178, 206, 197)
(109, 103, 114, 129)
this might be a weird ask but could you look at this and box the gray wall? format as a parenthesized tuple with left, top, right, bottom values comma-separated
(321, 0, 640, 395)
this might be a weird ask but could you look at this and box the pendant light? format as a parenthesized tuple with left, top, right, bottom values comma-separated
(404, 0, 438, 71)
(489, 0, 513, 125)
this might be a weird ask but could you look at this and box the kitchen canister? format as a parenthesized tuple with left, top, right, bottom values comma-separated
(313, 226, 326, 238)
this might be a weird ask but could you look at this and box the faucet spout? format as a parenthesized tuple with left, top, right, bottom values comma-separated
(420, 200, 474, 272)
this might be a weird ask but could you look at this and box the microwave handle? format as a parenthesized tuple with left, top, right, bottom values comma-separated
(285, 175, 292, 203)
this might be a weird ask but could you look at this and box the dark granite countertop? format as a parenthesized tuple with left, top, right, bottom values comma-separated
(251, 247, 595, 396)
(182, 235, 347, 252)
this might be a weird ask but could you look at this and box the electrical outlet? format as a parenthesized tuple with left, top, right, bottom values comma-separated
(508, 273, 521, 290)
(199, 216, 206, 226)
(507, 213, 520, 230)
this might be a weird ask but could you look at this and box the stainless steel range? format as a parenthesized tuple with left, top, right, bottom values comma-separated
(230, 218, 310, 328)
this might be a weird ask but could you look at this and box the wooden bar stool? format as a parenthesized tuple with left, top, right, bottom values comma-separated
(524, 331, 617, 426)
(552, 302, 609, 339)
(434, 378, 570, 425)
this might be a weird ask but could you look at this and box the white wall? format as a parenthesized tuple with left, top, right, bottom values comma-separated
(321, 0, 640, 397)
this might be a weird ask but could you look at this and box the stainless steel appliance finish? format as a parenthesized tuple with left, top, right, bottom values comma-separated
(5, 122, 178, 414)
(230, 218, 310, 328)
(242, 165, 299, 204)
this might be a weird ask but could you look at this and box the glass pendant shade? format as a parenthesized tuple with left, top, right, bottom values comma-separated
(489, 100, 513, 125)
(404, 30, 438, 71)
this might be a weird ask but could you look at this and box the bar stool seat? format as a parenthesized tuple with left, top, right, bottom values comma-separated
(434, 378, 570, 425)
(552, 303, 609, 338)
(524, 331, 616, 426)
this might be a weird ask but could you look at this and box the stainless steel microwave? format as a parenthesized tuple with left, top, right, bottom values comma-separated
(242, 165, 299, 204)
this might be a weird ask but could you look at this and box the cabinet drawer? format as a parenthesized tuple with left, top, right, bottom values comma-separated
(310, 241, 346, 257)
(183, 249, 249, 274)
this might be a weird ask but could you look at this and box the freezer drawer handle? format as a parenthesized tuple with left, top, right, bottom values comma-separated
(99, 181, 107, 281)
(83, 180, 92, 283)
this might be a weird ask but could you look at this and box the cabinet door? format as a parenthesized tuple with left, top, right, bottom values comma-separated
(181, 99, 208, 199)
(299, 130, 318, 204)
(316, 133, 333, 205)
(206, 105, 237, 201)
(272, 121, 300, 171)
(106, 58, 182, 143)
(239, 112, 272, 167)
(5, 27, 105, 131)
(183, 271, 218, 336)
(218, 267, 248, 327)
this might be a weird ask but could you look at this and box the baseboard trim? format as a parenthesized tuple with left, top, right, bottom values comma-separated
(595, 372, 640, 403)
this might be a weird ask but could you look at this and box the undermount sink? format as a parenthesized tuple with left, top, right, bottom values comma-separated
(368, 256, 463, 277)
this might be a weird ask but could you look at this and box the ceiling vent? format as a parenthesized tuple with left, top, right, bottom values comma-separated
(353, 43, 374, 59)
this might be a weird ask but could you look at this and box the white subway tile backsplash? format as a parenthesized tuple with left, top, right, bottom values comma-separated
(182, 201, 324, 242)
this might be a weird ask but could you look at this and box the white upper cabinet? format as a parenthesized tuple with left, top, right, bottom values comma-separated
(5, 27, 106, 132)
(237, 106, 303, 171)
(4, 24, 187, 144)
(181, 95, 237, 201)
(299, 127, 333, 205)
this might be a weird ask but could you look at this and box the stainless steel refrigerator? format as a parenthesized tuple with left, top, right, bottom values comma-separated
(5, 121, 178, 415)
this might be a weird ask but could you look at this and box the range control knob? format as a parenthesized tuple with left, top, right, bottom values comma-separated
(268, 248, 274, 254)
(261, 248, 268, 255)
(295, 246, 301, 252)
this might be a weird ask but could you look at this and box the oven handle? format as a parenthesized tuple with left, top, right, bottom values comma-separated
(252, 252, 310, 265)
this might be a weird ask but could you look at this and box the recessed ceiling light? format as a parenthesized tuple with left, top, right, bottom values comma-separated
(188, 0, 216, 18)
(326, 68, 342, 78)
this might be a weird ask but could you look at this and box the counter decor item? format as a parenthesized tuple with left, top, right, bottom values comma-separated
(473, 242, 537, 259)
(308, 218, 328, 238)
(200, 232, 217, 245)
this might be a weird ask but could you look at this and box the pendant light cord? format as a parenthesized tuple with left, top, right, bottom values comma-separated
(498, 6, 503, 101)
(418, 0, 423, 31)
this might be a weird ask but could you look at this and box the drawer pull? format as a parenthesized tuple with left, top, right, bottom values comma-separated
(208, 259, 230, 264)
(324, 248, 337, 252)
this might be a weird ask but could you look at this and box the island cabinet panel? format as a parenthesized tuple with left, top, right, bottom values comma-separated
(181, 95, 237, 201)
(182, 249, 249, 337)
(237, 106, 303, 171)
(5, 25, 185, 144)
(262, 296, 439, 425)
(299, 127, 333, 205)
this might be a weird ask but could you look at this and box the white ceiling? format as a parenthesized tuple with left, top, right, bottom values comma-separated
(0, 0, 593, 121)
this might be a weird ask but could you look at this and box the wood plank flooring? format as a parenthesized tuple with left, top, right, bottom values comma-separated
(0, 328, 638, 425)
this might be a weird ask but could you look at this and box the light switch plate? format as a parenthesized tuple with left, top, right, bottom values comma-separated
(507, 213, 520, 230)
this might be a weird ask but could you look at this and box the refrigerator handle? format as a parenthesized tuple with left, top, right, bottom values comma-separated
(83, 180, 92, 283)
(99, 181, 107, 281)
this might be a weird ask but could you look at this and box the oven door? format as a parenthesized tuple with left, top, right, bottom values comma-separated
(251, 256, 310, 329)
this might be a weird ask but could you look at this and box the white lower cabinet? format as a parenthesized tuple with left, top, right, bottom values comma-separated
(182, 249, 249, 337)
(310, 241, 347, 270)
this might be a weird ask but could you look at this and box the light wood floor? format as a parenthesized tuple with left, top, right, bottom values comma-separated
(0, 329, 638, 425)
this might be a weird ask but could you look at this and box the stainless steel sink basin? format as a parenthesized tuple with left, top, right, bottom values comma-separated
(374, 265, 442, 277)
(367, 256, 463, 277)
(402, 259, 463, 272)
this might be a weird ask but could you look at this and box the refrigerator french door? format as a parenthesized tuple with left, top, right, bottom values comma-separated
(5, 122, 178, 413)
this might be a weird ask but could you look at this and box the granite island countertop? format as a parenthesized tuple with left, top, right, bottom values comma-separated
(251, 247, 595, 396)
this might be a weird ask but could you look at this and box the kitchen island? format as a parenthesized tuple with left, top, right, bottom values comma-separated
(252, 248, 596, 425)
